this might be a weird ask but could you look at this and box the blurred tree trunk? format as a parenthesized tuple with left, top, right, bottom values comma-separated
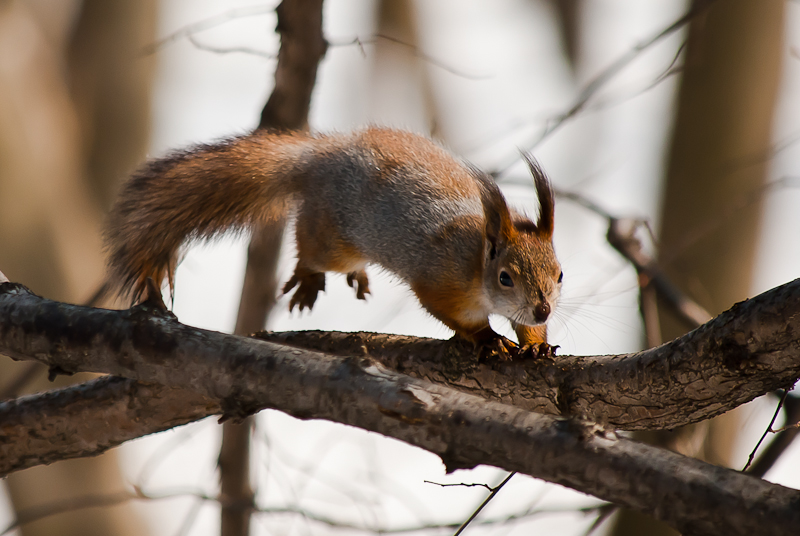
(550, 0, 581, 70)
(219, 2, 326, 536)
(0, 1, 155, 534)
(371, 0, 436, 133)
(67, 0, 156, 209)
(609, 0, 785, 534)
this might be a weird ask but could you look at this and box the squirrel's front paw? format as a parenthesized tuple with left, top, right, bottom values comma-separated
(477, 335, 518, 361)
(476, 334, 558, 361)
(519, 341, 559, 360)
(346, 270, 370, 300)
(283, 271, 325, 312)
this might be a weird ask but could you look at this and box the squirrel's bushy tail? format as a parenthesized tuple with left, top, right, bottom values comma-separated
(104, 130, 312, 302)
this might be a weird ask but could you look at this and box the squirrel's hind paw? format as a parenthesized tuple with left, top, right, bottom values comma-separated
(283, 270, 325, 312)
(346, 270, 371, 300)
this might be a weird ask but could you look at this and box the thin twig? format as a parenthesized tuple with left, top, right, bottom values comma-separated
(147, 9, 488, 81)
(771, 422, 800, 433)
(746, 393, 800, 477)
(453, 472, 515, 536)
(584, 40, 687, 114)
(187, 34, 275, 58)
(0, 484, 613, 536)
(661, 176, 800, 266)
(372, 33, 490, 80)
(492, 0, 719, 176)
(424, 480, 494, 491)
(1, 490, 135, 535)
(581, 504, 618, 536)
(327, 33, 490, 80)
(556, 189, 713, 329)
(174, 498, 205, 536)
(142, 5, 274, 56)
(742, 390, 788, 472)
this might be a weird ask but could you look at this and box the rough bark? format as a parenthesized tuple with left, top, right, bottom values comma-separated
(0, 377, 218, 474)
(0, 279, 798, 432)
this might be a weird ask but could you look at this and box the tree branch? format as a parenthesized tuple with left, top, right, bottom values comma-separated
(0, 376, 218, 474)
(2, 278, 798, 432)
(1, 280, 799, 534)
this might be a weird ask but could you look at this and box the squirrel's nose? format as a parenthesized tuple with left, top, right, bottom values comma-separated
(534, 301, 550, 322)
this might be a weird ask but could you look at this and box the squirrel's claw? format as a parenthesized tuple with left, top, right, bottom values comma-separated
(283, 270, 325, 312)
(518, 341, 559, 360)
(346, 270, 371, 300)
(470, 327, 558, 361)
(469, 328, 518, 361)
(479, 336, 517, 361)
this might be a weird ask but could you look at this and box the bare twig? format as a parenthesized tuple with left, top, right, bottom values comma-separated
(144, 3, 486, 79)
(661, 176, 800, 266)
(606, 217, 712, 327)
(492, 0, 719, 176)
(1, 490, 134, 535)
(423, 480, 494, 491)
(746, 393, 800, 477)
(581, 504, 618, 536)
(454, 472, 515, 536)
(142, 5, 274, 56)
(556, 189, 713, 329)
(742, 390, 788, 471)
(584, 40, 688, 115)
(0, 484, 613, 536)
(187, 34, 274, 58)
(639, 282, 663, 348)
(370, 33, 489, 80)
(772, 421, 800, 433)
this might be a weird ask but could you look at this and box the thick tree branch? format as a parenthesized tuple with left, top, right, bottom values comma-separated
(1, 280, 800, 534)
(0, 277, 798, 433)
(2, 279, 799, 433)
(0, 376, 218, 474)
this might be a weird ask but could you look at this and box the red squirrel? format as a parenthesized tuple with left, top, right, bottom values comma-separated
(105, 128, 562, 354)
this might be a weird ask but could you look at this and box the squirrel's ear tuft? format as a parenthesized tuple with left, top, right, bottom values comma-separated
(522, 153, 554, 239)
(471, 167, 514, 259)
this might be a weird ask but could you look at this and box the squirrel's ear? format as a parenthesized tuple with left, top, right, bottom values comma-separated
(522, 153, 554, 239)
(473, 168, 514, 259)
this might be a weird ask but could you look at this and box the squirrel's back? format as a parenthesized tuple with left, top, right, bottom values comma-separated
(298, 129, 486, 283)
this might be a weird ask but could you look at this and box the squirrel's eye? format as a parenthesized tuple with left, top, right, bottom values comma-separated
(558, 271, 563, 284)
(499, 271, 514, 288)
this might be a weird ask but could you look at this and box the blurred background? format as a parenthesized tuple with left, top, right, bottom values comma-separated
(1, 0, 799, 534)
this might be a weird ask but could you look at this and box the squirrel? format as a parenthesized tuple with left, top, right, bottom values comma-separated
(104, 127, 562, 355)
